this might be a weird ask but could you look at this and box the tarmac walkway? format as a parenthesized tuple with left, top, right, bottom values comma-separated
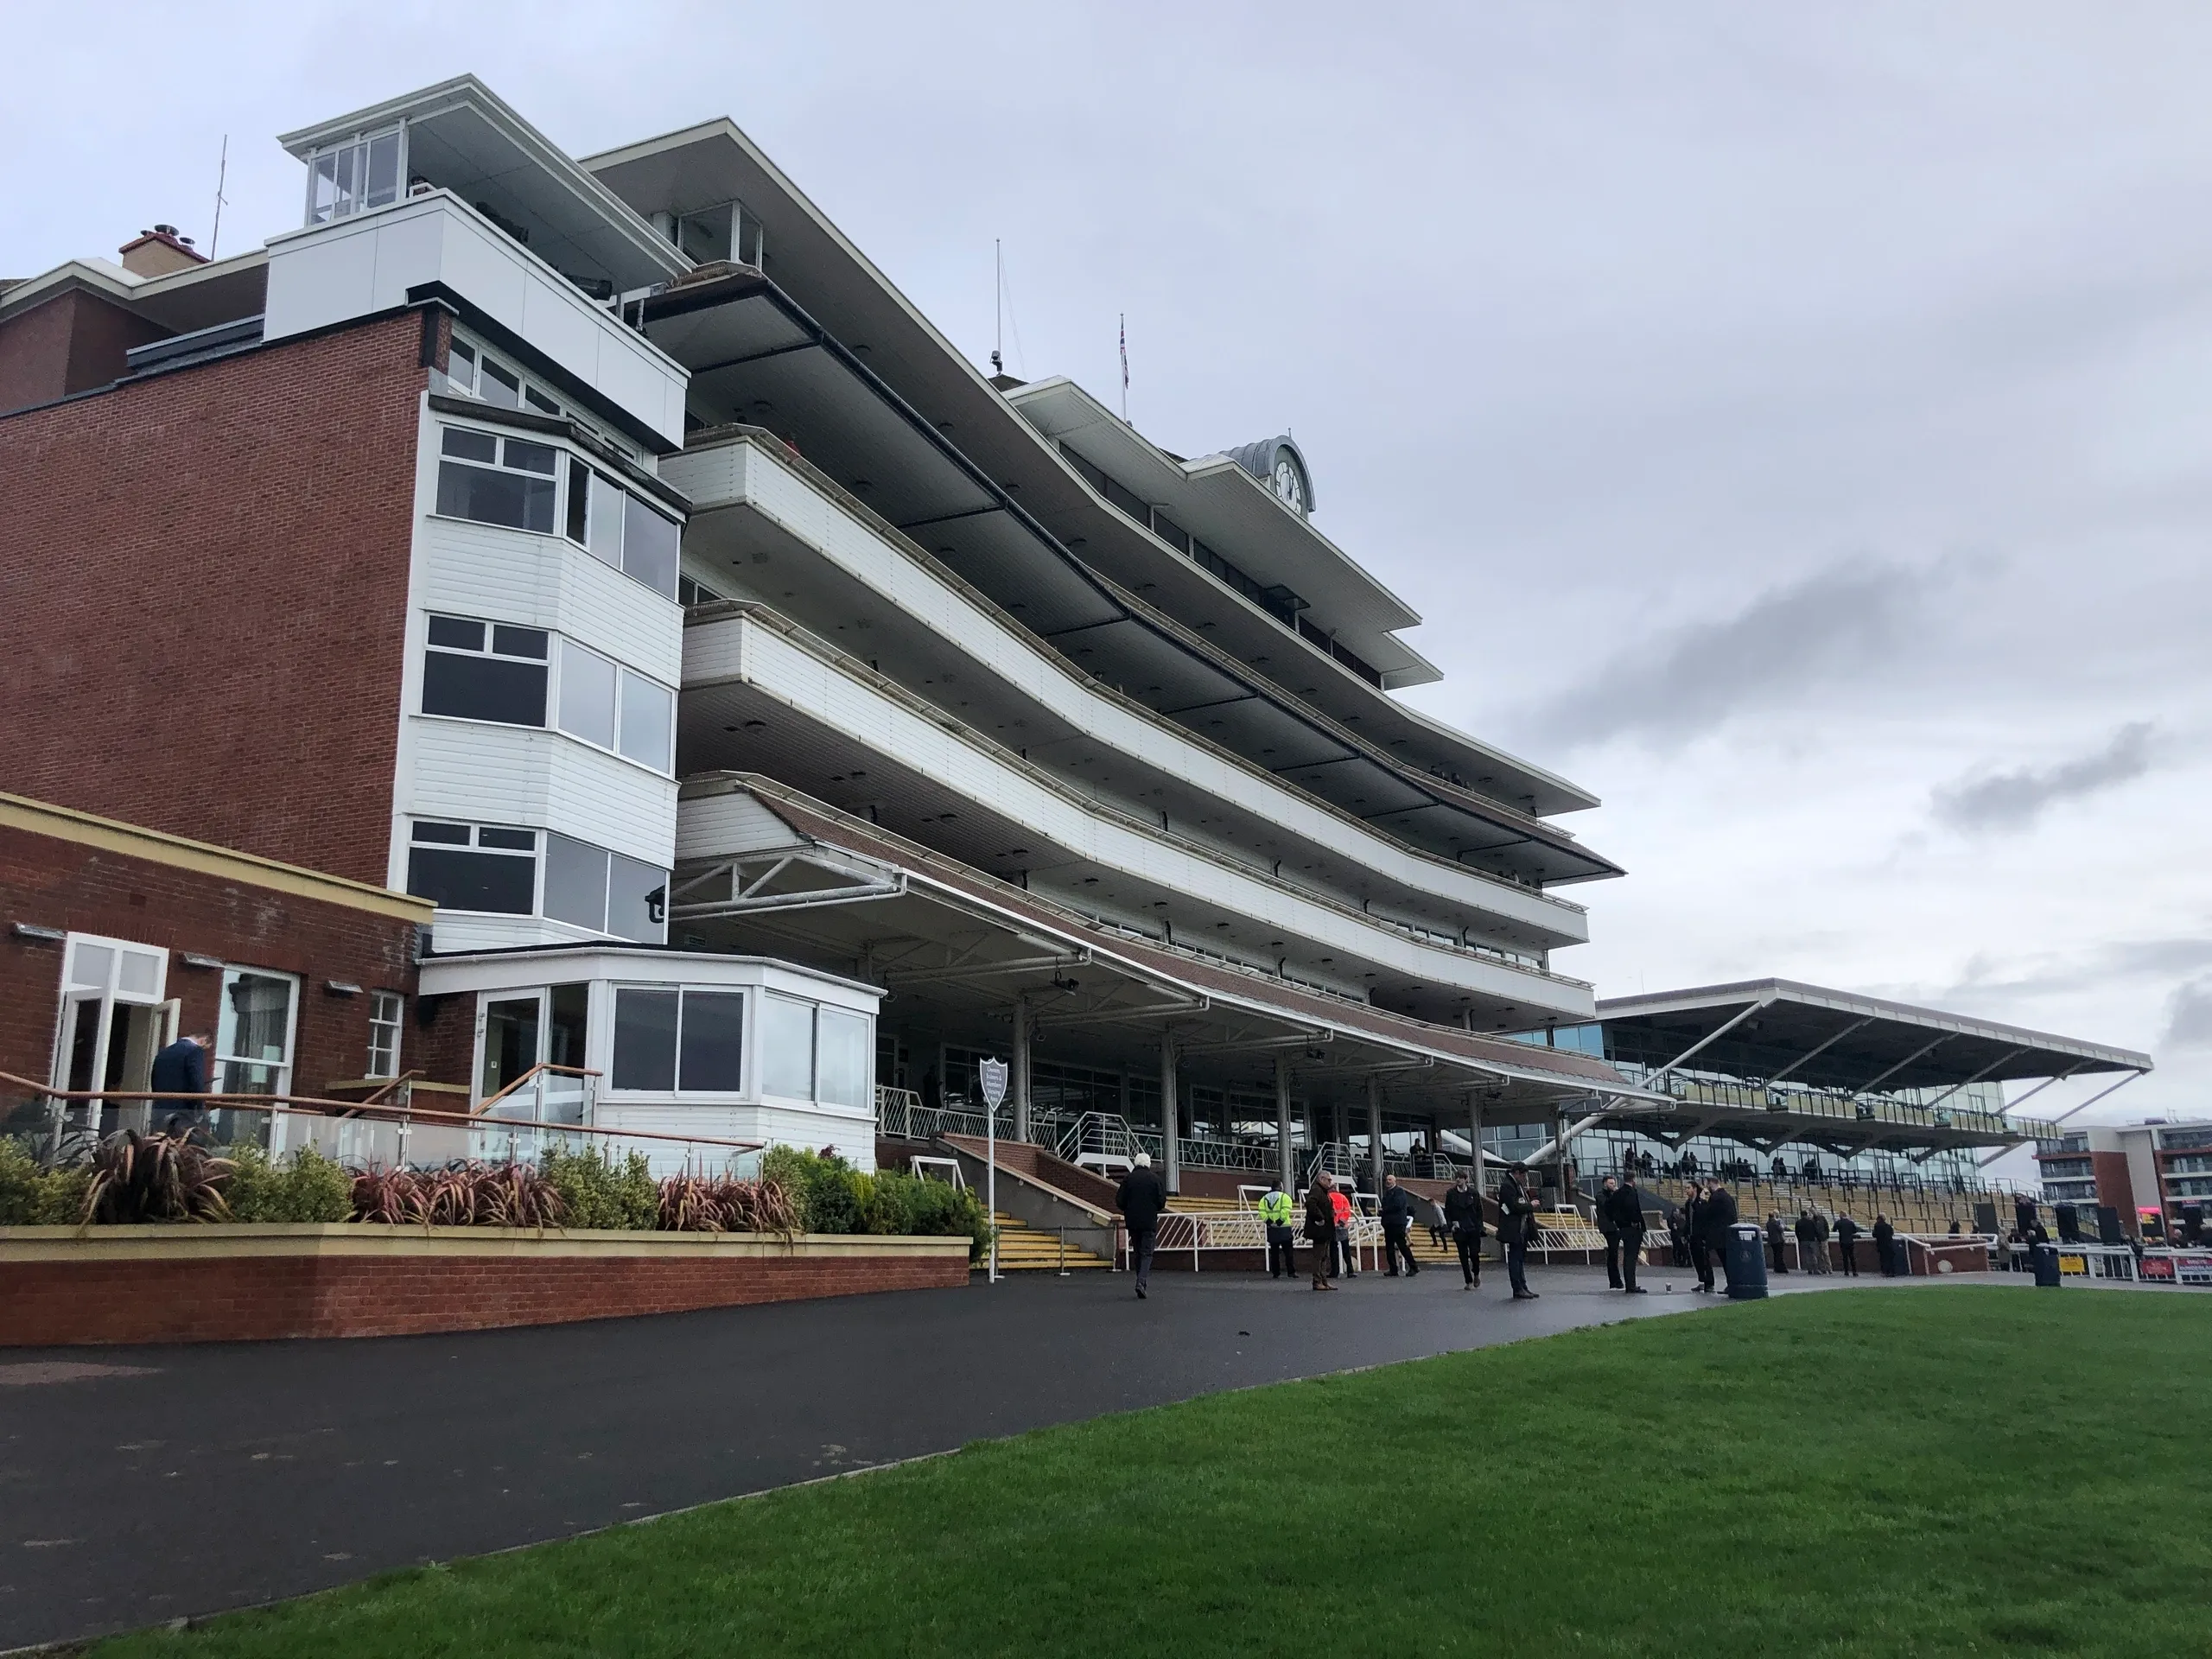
(2, 1262, 1917, 1649)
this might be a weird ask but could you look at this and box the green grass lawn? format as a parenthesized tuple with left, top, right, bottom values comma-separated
(94, 1287, 2212, 1658)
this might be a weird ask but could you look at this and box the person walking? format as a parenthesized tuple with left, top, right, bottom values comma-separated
(1258, 1181, 1297, 1281)
(1444, 1169, 1484, 1289)
(1116, 1153, 1166, 1300)
(1427, 1193, 1451, 1253)
(1834, 1212, 1861, 1276)
(1497, 1162, 1539, 1300)
(149, 1028, 213, 1135)
(1605, 1171, 1649, 1294)
(1766, 1212, 1789, 1274)
(1702, 1181, 1740, 1294)
(1597, 1174, 1624, 1289)
(1684, 1181, 1713, 1292)
(1872, 1213, 1898, 1277)
(1379, 1173, 1421, 1277)
(1330, 1181, 1359, 1278)
(1304, 1173, 1338, 1291)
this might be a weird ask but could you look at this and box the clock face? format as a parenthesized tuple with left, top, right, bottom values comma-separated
(1273, 454, 1306, 512)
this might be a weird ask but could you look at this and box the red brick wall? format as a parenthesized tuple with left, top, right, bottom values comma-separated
(0, 288, 168, 415)
(2090, 1152, 2137, 1234)
(0, 1246, 970, 1345)
(0, 311, 435, 886)
(0, 823, 421, 1095)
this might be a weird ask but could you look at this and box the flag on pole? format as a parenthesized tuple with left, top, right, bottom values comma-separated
(1119, 313, 1128, 420)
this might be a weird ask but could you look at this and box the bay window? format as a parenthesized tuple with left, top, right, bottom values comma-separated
(610, 987, 745, 1093)
(435, 427, 557, 533)
(423, 616, 549, 725)
(406, 822, 538, 915)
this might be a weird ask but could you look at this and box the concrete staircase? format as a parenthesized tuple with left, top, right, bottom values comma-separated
(988, 1211, 1112, 1271)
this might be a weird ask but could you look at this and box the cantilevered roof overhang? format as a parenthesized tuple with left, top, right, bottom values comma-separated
(1597, 979, 2152, 1096)
(281, 76, 687, 296)
(675, 772, 1654, 1118)
(582, 119, 1599, 819)
(648, 277, 1622, 891)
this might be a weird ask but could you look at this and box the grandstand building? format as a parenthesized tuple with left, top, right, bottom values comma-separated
(2036, 1120, 2212, 1242)
(1502, 981, 2155, 1233)
(2, 76, 1645, 1216)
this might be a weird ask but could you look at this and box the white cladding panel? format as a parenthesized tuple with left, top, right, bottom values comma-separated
(694, 614, 1591, 1015)
(405, 720, 677, 867)
(416, 515, 683, 685)
(665, 439, 1586, 946)
(264, 194, 687, 444)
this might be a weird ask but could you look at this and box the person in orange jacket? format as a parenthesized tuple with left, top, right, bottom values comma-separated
(1330, 1182, 1359, 1277)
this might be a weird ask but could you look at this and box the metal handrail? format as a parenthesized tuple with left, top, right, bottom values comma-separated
(476, 1063, 601, 1114)
(0, 1073, 763, 1157)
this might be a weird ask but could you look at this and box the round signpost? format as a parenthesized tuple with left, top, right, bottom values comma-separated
(979, 1057, 1008, 1284)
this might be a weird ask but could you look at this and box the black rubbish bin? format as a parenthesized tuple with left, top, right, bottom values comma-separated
(2031, 1243, 2062, 1289)
(1725, 1223, 1770, 1300)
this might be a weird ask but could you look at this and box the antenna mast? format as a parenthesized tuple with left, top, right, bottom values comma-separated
(990, 238, 1003, 378)
(209, 135, 230, 258)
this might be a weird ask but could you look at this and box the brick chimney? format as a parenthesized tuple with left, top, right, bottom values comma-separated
(118, 225, 208, 277)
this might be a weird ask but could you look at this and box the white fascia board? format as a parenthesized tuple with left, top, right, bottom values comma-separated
(684, 611, 1592, 1014)
(419, 945, 881, 1006)
(665, 437, 1586, 946)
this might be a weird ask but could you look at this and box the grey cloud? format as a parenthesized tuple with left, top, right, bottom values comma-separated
(2162, 978, 2212, 1049)
(1929, 936, 2212, 1005)
(1931, 722, 2155, 834)
(1505, 559, 1933, 752)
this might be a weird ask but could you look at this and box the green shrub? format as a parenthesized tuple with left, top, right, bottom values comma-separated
(0, 1138, 91, 1225)
(226, 1145, 353, 1224)
(762, 1147, 991, 1261)
(542, 1145, 658, 1230)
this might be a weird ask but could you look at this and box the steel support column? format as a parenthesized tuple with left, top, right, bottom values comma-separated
(1011, 993, 1033, 1144)
(1274, 1051, 1294, 1195)
(1160, 1035, 1180, 1194)
(1366, 1073, 1383, 1194)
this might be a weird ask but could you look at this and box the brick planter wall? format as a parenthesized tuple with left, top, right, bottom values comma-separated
(0, 1226, 971, 1346)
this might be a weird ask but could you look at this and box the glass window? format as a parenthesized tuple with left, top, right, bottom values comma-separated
(480, 995, 541, 1101)
(435, 427, 557, 533)
(217, 969, 297, 1096)
(760, 995, 815, 1099)
(565, 458, 591, 544)
(817, 1007, 871, 1109)
(543, 833, 609, 931)
(587, 471, 625, 569)
(548, 983, 589, 1070)
(405, 823, 537, 914)
(607, 853, 669, 944)
(612, 988, 678, 1090)
(480, 359, 521, 409)
(618, 671, 673, 772)
(423, 613, 548, 726)
(557, 640, 619, 749)
(367, 991, 404, 1078)
(622, 494, 680, 600)
(678, 990, 746, 1091)
(306, 128, 404, 225)
(677, 575, 724, 607)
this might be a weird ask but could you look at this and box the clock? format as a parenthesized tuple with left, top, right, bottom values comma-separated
(1273, 456, 1306, 512)
(1223, 434, 1316, 516)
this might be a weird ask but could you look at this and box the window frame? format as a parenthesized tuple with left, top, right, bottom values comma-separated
(417, 615, 675, 777)
(303, 124, 408, 226)
(366, 991, 404, 1080)
(215, 966, 302, 1098)
(607, 984, 749, 1097)
(433, 423, 560, 535)
(404, 821, 542, 918)
(420, 613, 550, 728)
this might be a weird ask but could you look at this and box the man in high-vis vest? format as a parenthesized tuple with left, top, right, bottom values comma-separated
(1258, 1182, 1297, 1280)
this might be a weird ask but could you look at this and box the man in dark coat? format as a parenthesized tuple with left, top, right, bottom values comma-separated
(1684, 1182, 1713, 1290)
(1596, 1175, 1624, 1288)
(1872, 1213, 1899, 1277)
(1766, 1212, 1790, 1274)
(1378, 1174, 1421, 1277)
(1443, 1170, 1484, 1289)
(149, 1029, 213, 1135)
(1497, 1163, 1539, 1300)
(1605, 1172, 1649, 1294)
(1116, 1154, 1167, 1300)
(1303, 1173, 1339, 1291)
(1702, 1182, 1740, 1293)
(1834, 1212, 1861, 1276)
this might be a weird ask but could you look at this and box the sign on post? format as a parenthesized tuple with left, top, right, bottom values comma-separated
(978, 1058, 1007, 1283)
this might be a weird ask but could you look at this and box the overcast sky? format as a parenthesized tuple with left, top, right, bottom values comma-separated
(11, 3, 2207, 1146)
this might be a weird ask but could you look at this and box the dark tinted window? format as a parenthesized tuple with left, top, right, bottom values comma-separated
(405, 847, 534, 914)
(608, 852, 669, 944)
(421, 652, 546, 726)
(612, 988, 678, 1090)
(436, 461, 556, 533)
(678, 991, 745, 1091)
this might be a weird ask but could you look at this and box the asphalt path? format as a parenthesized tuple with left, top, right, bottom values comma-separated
(1, 1261, 1897, 1649)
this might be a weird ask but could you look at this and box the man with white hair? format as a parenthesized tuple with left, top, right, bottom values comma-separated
(1116, 1152, 1168, 1299)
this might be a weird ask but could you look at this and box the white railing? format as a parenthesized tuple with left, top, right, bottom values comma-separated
(1132, 1207, 1383, 1272)
(1056, 1111, 1148, 1168)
